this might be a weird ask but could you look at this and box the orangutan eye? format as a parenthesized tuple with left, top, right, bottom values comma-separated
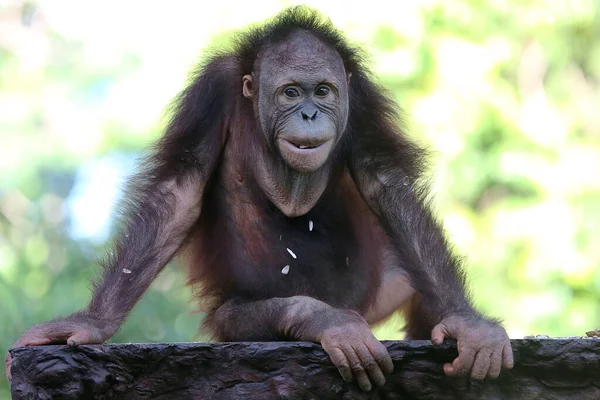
(315, 85, 330, 97)
(284, 87, 300, 98)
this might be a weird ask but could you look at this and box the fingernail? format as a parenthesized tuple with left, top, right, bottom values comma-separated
(68, 340, 76, 346)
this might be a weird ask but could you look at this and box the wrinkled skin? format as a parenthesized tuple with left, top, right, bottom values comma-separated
(318, 311, 395, 392)
(243, 32, 350, 174)
(243, 32, 351, 217)
(5, 313, 115, 380)
(317, 308, 512, 391)
(432, 315, 513, 380)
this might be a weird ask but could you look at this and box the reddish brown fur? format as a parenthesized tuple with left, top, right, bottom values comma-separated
(7, 8, 513, 389)
(181, 154, 390, 338)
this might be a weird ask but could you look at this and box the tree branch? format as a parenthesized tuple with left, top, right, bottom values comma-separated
(9, 339, 600, 399)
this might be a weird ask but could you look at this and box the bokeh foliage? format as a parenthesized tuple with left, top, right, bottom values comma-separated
(1, 0, 599, 395)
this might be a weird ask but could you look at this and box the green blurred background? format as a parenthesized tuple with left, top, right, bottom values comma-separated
(1, 0, 599, 395)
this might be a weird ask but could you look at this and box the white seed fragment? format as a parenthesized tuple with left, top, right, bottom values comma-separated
(309, 220, 313, 231)
(122, 268, 132, 274)
(281, 265, 290, 275)
(346, 257, 350, 266)
(279, 235, 282, 241)
(286, 248, 297, 259)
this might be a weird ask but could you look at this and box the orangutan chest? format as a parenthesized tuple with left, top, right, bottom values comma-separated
(222, 189, 373, 307)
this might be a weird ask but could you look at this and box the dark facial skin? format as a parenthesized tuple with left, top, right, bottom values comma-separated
(242, 31, 352, 218)
(243, 31, 349, 174)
